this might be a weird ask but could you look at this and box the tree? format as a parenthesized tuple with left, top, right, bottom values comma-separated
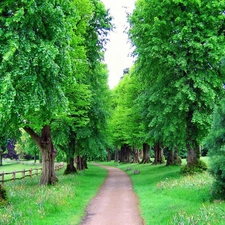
(15, 130, 40, 162)
(74, 0, 112, 164)
(0, 0, 92, 184)
(129, 0, 225, 170)
(205, 98, 225, 199)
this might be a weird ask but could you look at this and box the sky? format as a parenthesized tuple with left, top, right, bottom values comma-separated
(101, 0, 136, 88)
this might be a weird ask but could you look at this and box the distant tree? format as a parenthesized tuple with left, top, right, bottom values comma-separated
(15, 130, 39, 162)
(4, 140, 18, 160)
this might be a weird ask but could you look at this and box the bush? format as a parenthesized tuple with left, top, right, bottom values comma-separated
(204, 98, 225, 199)
(180, 160, 207, 175)
(0, 185, 8, 206)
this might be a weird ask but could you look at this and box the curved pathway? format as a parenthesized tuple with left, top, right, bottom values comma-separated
(80, 164, 144, 225)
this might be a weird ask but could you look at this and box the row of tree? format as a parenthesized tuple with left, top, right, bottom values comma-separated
(107, 0, 225, 198)
(0, 0, 112, 185)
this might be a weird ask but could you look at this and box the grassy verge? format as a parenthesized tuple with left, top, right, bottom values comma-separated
(0, 163, 107, 225)
(100, 159, 225, 225)
(0, 161, 42, 173)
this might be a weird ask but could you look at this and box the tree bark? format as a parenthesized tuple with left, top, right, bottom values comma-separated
(82, 156, 88, 169)
(153, 143, 164, 164)
(141, 143, 151, 164)
(0, 152, 2, 166)
(186, 110, 201, 166)
(24, 126, 58, 185)
(76, 155, 87, 170)
(64, 130, 77, 175)
(114, 146, 119, 162)
(107, 148, 111, 162)
(166, 148, 182, 166)
(64, 157, 77, 174)
(120, 144, 132, 163)
(132, 147, 140, 163)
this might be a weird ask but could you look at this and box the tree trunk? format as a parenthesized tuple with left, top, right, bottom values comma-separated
(166, 148, 182, 166)
(114, 146, 119, 162)
(24, 126, 58, 185)
(64, 157, 77, 174)
(82, 156, 88, 169)
(64, 130, 77, 175)
(107, 148, 111, 162)
(132, 147, 140, 163)
(0, 152, 2, 166)
(76, 155, 87, 170)
(120, 145, 125, 162)
(141, 143, 151, 164)
(153, 143, 164, 164)
(125, 145, 132, 163)
(34, 152, 37, 163)
(187, 147, 200, 165)
(186, 110, 201, 166)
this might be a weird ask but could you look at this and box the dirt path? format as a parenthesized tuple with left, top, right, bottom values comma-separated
(80, 164, 144, 225)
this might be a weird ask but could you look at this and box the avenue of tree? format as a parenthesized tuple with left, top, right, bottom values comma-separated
(0, 0, 112, 185)
(1, 0, 225, 199)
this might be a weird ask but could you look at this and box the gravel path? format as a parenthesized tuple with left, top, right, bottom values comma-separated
(80, 164, 144, 225)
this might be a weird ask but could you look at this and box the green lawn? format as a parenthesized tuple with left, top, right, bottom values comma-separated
(0, 160, 41, 173)
(100, 158, 225, 225)
(0, 163, 107, 225)
(1, 159, 225, 225)
(1, 161, 46, 182)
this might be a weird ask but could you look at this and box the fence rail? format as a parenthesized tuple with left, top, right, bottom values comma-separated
(0, 163, 64, 183)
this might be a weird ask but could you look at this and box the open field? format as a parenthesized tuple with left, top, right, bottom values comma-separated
(100, 158, 225, 225)
(0, 163, 107, 225)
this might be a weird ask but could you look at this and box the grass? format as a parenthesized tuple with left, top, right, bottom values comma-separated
(2, 158, 225, 225)
(0, 163, 107, 225)
(100, 158, 225, 225)
(0, 160, 42, 173)
(0, 161, 50, 181)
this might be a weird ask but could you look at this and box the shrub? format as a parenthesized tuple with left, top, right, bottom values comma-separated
(180, 160, 207, 175)
(204, 98, 225, 199)
(0, 184, 8, 206)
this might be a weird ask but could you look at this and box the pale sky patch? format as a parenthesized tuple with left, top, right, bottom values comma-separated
(101, 0, 136, 88)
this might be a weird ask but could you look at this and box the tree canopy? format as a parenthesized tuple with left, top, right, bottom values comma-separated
(128, 0, 225, 168)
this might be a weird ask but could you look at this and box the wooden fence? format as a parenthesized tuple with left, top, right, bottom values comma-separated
(0, 162, 64, 183)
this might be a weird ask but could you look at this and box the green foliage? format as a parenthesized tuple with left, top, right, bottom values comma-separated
(15, 129, 39, 159)
(205, 98, 225, 199)
(109, 68, 145, 149)
(128, 0, 225, 158)
(180, 160, 207, 175)
(0, 0, 79, 129)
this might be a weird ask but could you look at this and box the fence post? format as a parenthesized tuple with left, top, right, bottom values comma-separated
(0, 172, 4, 184)
(35, 168, 38, 176)
(22, 169, 25, 179)
(29, 169, 32, 177)
(12, 171, 16, 181)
